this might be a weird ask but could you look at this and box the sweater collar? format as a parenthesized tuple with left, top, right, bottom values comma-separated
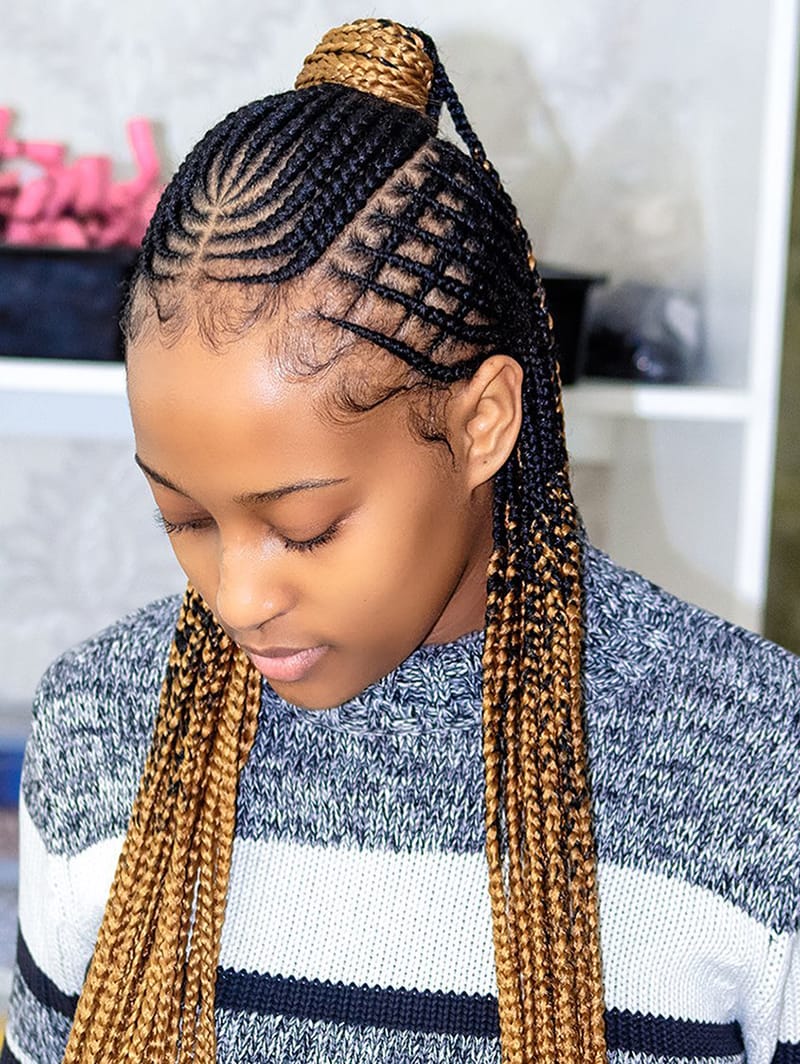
(264, 628, 485, 734)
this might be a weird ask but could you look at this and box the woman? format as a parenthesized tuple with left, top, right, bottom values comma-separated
(4, 18, 798, 1064)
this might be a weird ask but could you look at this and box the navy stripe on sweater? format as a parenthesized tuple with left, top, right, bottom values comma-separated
(215, 967, 499, 1038)
(16, 930, 79, 1019)
(15, 926, 747, 1060)
(217, 967, 745, 1058)
(605, 1008, 743, 1058)
(774, 1043, 800, 1063)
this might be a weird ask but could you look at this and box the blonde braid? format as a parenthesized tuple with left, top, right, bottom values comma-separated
(516, 618, 557, 1064)
(295, 18, 434, 115)
(482, 542, 526, 1063)
(122, 633, 222, 1061)
(62, 587, 261, 1064)
(560, 504, 608, 1060)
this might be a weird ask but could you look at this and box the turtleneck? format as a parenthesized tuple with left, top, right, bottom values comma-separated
(261, 627, 486, 735)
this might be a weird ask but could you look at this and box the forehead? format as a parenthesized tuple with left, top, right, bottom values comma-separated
(125, 315, 421, 497)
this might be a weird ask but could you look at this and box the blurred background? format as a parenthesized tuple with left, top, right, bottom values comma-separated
(0, 0, 799, 995)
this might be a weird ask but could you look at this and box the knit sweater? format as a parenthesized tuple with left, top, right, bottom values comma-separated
(2, 544, 799, 1064)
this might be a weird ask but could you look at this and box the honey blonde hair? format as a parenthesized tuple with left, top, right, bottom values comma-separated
(64, 19, 607, 1064)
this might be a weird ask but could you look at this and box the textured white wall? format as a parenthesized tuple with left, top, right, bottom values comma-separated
(0, 0, 779, 708)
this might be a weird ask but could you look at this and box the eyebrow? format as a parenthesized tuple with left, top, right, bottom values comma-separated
(134, 455, 348, 503)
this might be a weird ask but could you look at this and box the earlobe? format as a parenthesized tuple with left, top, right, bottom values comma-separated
(459, 355, 523, 487)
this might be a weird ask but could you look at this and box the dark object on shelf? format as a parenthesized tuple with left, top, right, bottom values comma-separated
(583, 281, 702, 384)
(540, 267, 605, 385)
(0, 245, 137, 361)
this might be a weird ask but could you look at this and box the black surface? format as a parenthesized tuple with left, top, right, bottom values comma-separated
(540, 267, 604, 384)
(0, 246, 136, 361)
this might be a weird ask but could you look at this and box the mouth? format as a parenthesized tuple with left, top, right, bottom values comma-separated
(242, 645, 328, 683)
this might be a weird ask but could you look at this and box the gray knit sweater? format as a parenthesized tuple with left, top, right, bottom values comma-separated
(2, 544, 799, 1064)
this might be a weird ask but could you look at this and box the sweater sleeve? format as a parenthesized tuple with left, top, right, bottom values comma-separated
(1, 799, 80, 1064)
(2, 598, 176, 1064)
(0, 655, 129, 1064)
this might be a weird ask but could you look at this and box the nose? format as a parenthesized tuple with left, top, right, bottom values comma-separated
(214, 539, 294, 637)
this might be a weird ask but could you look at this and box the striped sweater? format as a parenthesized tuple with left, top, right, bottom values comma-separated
(2, 544, 799, 1063)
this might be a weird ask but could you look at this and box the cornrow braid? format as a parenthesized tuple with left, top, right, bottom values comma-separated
(134, 84, 435, 295)
(71, 18, 608, 1064)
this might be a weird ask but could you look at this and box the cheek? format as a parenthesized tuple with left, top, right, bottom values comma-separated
(304, 506, 418, 623)
(352, 476, 467, 605)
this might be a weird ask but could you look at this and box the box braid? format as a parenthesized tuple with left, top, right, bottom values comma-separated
(66, 18, 607, 1064)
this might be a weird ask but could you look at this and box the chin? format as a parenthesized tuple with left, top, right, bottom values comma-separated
(264, 675, 361, 713)
(261, 639, 425, 712)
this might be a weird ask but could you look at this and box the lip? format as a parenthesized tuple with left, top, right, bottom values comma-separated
(243, 645, 328, 683)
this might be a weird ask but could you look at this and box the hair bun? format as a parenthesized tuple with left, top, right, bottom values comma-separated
(295, 18, 434, 116)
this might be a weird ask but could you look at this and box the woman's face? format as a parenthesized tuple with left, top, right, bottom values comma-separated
(126, 309, 495, 710)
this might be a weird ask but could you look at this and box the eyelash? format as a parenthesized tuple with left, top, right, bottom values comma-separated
(156, 515, 210, 535)
(282, 522, 341, 553)
(154, 513, 342, 554)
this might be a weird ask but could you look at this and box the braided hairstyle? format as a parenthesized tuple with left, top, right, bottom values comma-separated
(63, 19, 607, 1064)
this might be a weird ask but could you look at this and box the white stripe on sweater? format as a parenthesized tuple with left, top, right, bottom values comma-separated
(17, 801, 120, 996)
(777, 932, 800, 1043)
(596, 862, 795, 1064)
(17, 798, 796, 1063)
(220, 834, 496, 994)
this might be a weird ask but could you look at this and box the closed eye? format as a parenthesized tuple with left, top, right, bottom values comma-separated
(154, 512, 213, 535)
(154, 512, 343, 550)
(281, 521, 341, 553)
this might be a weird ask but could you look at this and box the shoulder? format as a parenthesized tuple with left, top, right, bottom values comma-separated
(581, 543, 800, 931)
(582, 541, 800, 704)
(33, 594, 181, 708)
(23, 594, 182, 856)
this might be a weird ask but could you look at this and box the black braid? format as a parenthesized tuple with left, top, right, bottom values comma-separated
(132, 85, 435, 291)
(409, 27, 487, 164)
(317, 315, 487, 382)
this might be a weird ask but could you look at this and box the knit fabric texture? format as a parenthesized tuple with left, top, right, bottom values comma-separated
(2, 543, 799, 1064)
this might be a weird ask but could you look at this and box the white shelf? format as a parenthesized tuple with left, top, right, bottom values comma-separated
(0, 358, 131, 438)
(0, 358, 125, 395)
(0, 358, 754, 440)
(563, 381, 752, 422)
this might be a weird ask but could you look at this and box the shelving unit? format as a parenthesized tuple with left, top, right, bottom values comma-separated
(0, 358, 131, 438)
(0, 358, 124, 397)
(0, 353, 756, 475)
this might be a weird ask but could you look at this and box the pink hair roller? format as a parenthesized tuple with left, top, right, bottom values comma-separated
(22, 141, 65, 170)
(73, 155, 112, 217)
(2, 109, 163, 248)
(12, 175, 52, 221)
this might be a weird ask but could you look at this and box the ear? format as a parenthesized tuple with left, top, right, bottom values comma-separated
(449, 354, 523, 489)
